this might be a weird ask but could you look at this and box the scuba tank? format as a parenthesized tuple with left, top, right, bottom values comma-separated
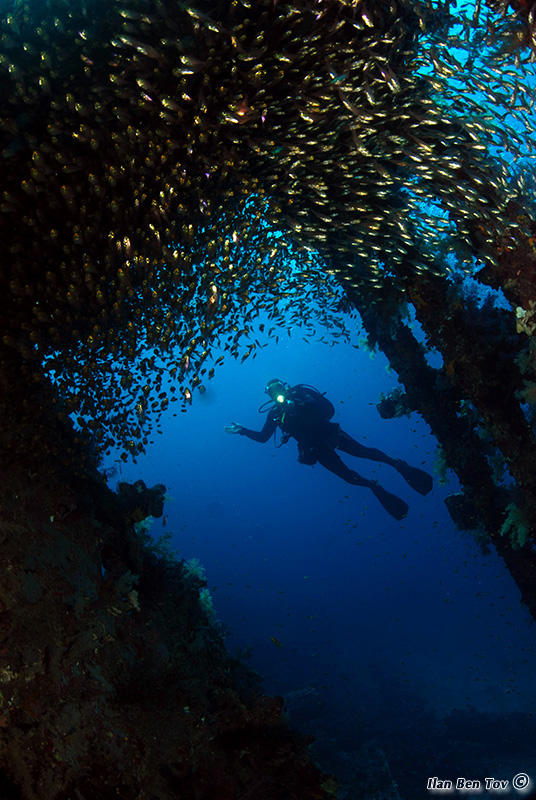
(258, 383, 334, 446)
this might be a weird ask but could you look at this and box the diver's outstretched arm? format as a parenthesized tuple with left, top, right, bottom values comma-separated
(226, 412, 278, 443)
(316, 448, 408, 520)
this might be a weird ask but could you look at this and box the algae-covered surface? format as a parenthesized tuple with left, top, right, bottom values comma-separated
(0, 376, 335, 799)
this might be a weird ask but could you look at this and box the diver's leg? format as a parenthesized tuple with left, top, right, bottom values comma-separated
(337, 430, 396, 464)
(337, 430, 433, 495)
(316, 447, 373, 484)
(316, 449, 408, 520)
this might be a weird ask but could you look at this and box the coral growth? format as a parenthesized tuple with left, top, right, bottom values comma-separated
(0, 375, 332, 800)
(500, 502, 531, 549)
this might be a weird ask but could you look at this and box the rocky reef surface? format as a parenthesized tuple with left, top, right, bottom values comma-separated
(0, 368, 337, 800)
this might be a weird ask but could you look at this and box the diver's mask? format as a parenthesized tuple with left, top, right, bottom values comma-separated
(265, 378, 290, 405)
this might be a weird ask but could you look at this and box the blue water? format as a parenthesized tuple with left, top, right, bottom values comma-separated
(104, 314, 536, 786)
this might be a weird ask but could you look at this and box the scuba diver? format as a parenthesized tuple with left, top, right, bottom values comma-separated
(225, 379, 433, 520)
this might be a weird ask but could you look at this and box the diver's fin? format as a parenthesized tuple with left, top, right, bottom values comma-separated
(371, 483, 408, 521)
(394, 460, 433, 495)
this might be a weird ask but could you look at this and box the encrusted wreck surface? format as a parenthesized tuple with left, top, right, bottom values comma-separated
(0, 369, 334, 800)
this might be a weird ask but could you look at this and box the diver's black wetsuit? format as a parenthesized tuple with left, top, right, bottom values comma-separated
(237, 386, 433, 520)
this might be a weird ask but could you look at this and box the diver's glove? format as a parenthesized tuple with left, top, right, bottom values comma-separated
(224, 422, 244, 434)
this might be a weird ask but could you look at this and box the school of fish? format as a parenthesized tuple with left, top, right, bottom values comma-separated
(0, 0, 534, 458)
